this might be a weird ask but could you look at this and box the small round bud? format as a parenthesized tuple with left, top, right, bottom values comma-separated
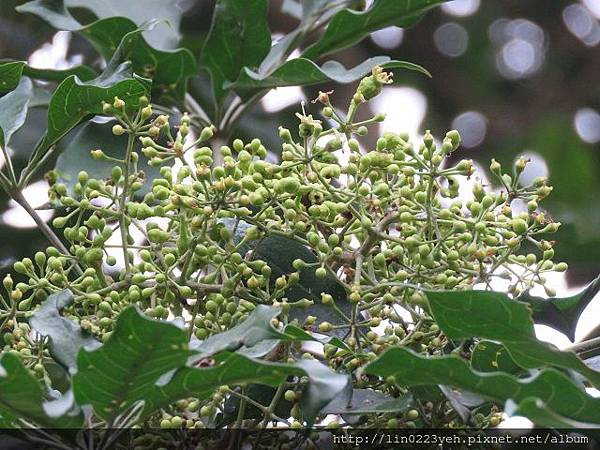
(318, 322, 332, 332)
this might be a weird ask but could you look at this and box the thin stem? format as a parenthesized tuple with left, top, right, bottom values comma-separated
(566, 335, 600, 358)
(0, 145, 17, 185)
(11, 190, 82, 276)
(118, 132, 136, 272)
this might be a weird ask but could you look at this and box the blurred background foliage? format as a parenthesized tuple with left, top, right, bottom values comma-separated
(0, 0, 599, 286)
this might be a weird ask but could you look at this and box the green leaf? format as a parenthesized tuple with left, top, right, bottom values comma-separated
(192, 305, 285, 358)
(255, 235, 351, 333)
(426, 289, 600, 387)
(0, 353, 82, 428)
(73, 306, 348, 425)
(23, 64, 98, 83)
(228, 57, 430, 96)
(72, 306, 194, 423)
(17, 0, 186, 50)
(159, 354, 348, 425)
(29, 290, 100, 372)
(109, 20, 197, 99)
(366, 347, 600, 425)
(191, 305, 351, 358)
(15, 5, 195, 98)
(283, 324, 352, 352)
(54, 120, 160, 197)
(471, 341, 522, 374)
(0, 77, 33, 149)
(322, 389, 414, 415)
(506, 397, 600, 428)
(302, 0, 446, 60)
(38, 60, 149, 152)
(518, 275, 600, 341)
(200, 0, 271, 103)
(74, 18, 196, 98)
(0, 61, 26, 93)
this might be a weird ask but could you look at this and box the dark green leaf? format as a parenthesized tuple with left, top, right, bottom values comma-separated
(322, 389, 414, 415)
(75, 18, 197, 98)
(158, 354, 348, 425)
(366, 347, 600, 425)
(0, 77, 33, 149)
(0, 353, 82, 428)
(54, 120, 159, 197)
(17, 0, 186, 50)
(29, 290, 100, 372)
(110, 21, 197, 99)
(506, 397, 600, 428)
(72, 306, 194, 423)
(23, 64, 98, 83)
(426, 289, 600, 387)
(38, 60, 149, 152)
(200, 0, 271, 103)
(302, 0, 446, 60)
(255, 234, 351, 333)
(518, 275, 600, 341)
(226, 219, 351, 334)
(0, 61, 26, 93)
(228, 57, 430, 97)
(16, 6, 194, 98)
(470, 341, 522, 374)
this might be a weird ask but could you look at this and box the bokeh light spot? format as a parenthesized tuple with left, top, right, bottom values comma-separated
(490, 19, 546, 79)
(574, 108, 600, 143)
(434, 23, 469, 57)
(563, 3, 600, 46)
(441, 0, 480, 17)
(372, 87, 427, 139)
(451, 111, 487, 148)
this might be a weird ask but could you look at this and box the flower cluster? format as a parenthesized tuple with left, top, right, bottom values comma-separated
(0, 68, 564, 428)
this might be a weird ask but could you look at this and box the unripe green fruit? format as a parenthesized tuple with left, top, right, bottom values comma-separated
(315, 267, 327, 279)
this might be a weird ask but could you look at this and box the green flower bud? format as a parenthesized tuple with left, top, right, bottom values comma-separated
(200, 126, 214, 142)
(445, 130, 461, 149)
(3, 274, 13, 291)
(318, 321, 332, 332)
(357, 66, 393, 100)
(91, 149, 106, 160)
(510, 218, 528, 235)
(315, 267, 327, 279)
